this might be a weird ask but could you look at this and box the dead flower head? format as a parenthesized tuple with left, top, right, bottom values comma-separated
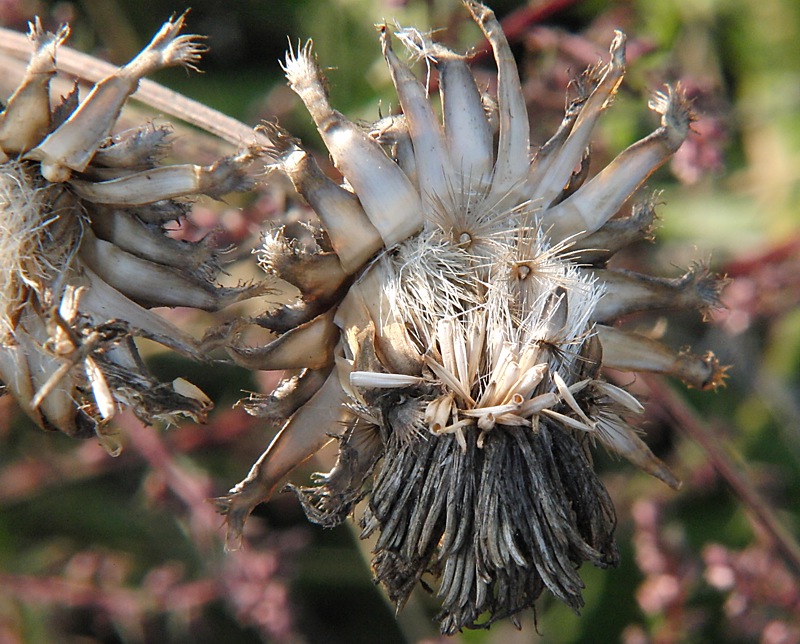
(212, 0, 727, 633)
(0, 15, 264, 453)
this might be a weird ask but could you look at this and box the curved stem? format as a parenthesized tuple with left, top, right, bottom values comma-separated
(643, 374, 800, 578)
(0, 25, 268, 149)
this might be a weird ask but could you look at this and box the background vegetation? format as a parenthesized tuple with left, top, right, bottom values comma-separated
(1, 0, 799, 641)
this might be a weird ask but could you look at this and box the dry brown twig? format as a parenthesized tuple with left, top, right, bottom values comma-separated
(0, 23, 268, 150)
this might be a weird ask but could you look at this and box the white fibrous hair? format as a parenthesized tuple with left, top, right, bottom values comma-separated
(209, 1, 727, 634)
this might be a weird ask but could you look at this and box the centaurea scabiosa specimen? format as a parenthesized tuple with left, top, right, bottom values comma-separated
(214, 0, 728, 633)
(0, 15, 264, 453)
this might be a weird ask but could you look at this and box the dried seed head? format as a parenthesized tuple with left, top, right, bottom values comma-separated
(0, 17, 265, 447)
(214, 1, 728, 633)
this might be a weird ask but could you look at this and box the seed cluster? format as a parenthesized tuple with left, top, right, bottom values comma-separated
(215, 1, 726, 632)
